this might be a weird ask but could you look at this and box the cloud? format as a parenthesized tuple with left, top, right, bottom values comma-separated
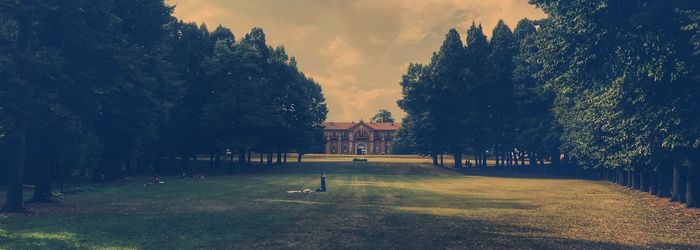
(320, 37, 364, 70)
(167, 0, 546, 121)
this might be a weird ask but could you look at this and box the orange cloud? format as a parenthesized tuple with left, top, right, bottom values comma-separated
(167, 0, 546, 121)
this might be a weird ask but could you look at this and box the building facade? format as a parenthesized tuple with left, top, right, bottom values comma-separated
(323, 120, 401, 155)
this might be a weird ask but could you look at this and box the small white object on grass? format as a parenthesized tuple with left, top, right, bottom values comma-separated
(287, 189, 315, 194)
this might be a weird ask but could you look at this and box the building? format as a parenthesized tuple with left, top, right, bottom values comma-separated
(323, 120, 401, 155)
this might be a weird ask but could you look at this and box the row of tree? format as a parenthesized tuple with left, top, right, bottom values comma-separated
(396, 19, 558, 169)
(397, 0, 700, 207)
(0, 0, 327, 212)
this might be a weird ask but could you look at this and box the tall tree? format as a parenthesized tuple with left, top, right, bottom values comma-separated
(485, 20, 518, 167)
(397, 63, 441, 165)
(512, 18, 561, 169)
(428, 29, 471, 167)
(158, 20, 215, 172)
(530, 0, 700, 206)
(463, 23, 491, 167)
(1, 0, 37, 212)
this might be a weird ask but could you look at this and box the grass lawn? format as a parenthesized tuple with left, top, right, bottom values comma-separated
(2, 159, 700, 249)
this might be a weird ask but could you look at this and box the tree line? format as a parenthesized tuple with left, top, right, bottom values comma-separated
(396, 0, 700, 207)
(0, 0, 327, 212)
(396, 19, 558, 169)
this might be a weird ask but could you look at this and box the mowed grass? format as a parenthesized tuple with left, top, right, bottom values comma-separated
(2, 160, 700, 249)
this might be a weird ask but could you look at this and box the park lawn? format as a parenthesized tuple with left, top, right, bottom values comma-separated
(1, 161, 700, 249)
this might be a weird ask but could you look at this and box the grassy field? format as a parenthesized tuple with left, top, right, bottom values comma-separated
(2, 159, 700, 249)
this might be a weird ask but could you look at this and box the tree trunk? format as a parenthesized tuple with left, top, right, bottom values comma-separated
(475, 151, 481, 168)
(513, 151, 519, 167)
(259, 152, 263, 164)
(478, 151, 483, 167)
(639, 172, 648, 192)
(627, 170, 633, 188)
(283, 152, 287, 164)
(539, 153, 546, 168)
(631, 170, 640, 190)
(549, 150, 561, 171)
(657, 165, 672, 198)
(495, 148, 500, 167)
(4, 116, 28, 212)
(454, 150, 462, 168)
(3, 0, 34, 213)
(671, 163, 687, 203)
(508, 151, 514, 167)
(247, 150, 252, 164)
(620, 168, 628, 186)
(505, 151, 510, 167)
(440, 153, 444, 166)
(520, 152, 525, 166)
(431, 153, 438, 166)
(648, 172, 657, 195)
(276, 149, 282, 164)
(30, 158, 53, 203)
(686, 167, 700, 208)
(297, 153, 303, 163)
(238, 148, 247, 167)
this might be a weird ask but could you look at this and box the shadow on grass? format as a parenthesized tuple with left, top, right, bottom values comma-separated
(194, 161, 458, 176)
(1, 205, 693, 249)
(455, 167, 588, 180)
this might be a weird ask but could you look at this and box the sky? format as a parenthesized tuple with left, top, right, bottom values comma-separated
(166, 0, 546, 122)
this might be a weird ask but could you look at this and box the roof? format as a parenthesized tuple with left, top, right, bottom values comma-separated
(323, 122, 356, 130)
(323, 121, 401, 131)
(367, 122, 401, 131)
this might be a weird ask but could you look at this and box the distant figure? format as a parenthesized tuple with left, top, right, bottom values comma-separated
(466, 160, 473, 168)
(317, 172, 327, 192)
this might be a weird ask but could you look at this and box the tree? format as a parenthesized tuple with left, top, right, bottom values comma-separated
(530, 0, 700, 206)
(512, 18, 561, 170)
(399, 29, 474, 167)
(158, 20, 215, 172)
(92, 0, 181, 181)
(1, 0, 37, 212)
(428, 29, 472, 167)
(397, 63, 441, 165)
(463, 23, 492, 168)
(485, 20, 518, 167)
(0, 0, 328, 213)
(371, 109, 395, 123)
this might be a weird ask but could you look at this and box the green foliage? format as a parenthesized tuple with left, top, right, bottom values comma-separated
(397, 20, 558, 167)
(530, 0, 700, 171)
(0, 0, 328, 211)
(371, 109, 395, 123)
